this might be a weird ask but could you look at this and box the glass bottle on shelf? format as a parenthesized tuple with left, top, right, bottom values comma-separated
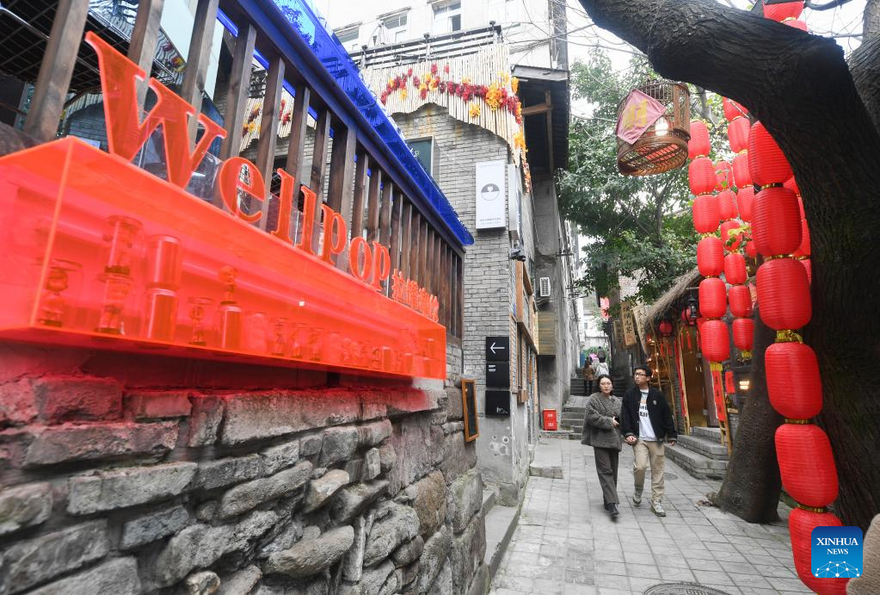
(187, 297, 213, 346)
(143, 235, 182, 342)
(37, 259, 81, 328)
(96, 216, 142, 335)
(217, 265, 242, 350)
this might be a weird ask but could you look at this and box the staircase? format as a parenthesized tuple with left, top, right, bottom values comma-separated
(666, 426, 729, 480)
(558, 375, 588, 438)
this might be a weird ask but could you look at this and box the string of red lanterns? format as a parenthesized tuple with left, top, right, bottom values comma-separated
(749, 4, 848, 592)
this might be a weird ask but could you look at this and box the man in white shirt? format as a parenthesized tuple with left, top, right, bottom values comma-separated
(620, 365, 677, 517)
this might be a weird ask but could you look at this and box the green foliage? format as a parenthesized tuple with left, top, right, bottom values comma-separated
(559, 50, 705, 304)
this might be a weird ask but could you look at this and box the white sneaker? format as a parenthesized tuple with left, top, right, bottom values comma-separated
(651, 500, 666, 517)
(632, 490, 642, 507)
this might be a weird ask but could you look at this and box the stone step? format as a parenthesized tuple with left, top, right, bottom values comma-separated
(562, 408, 585, 417)
(484, 502, 521, 582)
(560, 413, 585, 423)
(538, 429, 576, 443)
(666, 443, 728, 480)
(482, 489, 496, 516)
(677, 434, 729, 460)
(692, 425, 723, 441)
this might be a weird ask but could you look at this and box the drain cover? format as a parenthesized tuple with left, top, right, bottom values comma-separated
(643, 584, 733, 595)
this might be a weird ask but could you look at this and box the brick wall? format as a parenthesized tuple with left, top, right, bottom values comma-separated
(0, 338, 486, 595)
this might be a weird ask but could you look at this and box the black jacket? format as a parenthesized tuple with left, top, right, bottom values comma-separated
(620, 385, 677, 441)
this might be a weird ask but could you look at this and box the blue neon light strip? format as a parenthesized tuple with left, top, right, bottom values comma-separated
(215, 3, 473, 246)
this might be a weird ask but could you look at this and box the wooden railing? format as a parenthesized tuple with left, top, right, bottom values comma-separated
(13, 0, 465, 338)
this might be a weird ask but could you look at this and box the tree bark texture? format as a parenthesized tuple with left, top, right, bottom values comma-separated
(850, 37, 880, 133)
(578, 0, 880, 530)
(716, 306, 782, 523)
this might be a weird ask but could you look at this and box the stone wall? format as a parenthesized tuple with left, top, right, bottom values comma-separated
(0, 343, 487, 595)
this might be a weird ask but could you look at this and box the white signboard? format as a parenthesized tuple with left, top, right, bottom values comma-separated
(475, 160, 506, 229)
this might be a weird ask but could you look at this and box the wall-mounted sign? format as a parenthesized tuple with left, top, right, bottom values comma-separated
(461, 379, 479, 441)
(621, 302, 637, 347)
(485, 336, 510, 362)
(0, 33, 447, 379)
(486, 362, 510, 388)
(485, 390, 511, 417)
(475, 160, 506, 229)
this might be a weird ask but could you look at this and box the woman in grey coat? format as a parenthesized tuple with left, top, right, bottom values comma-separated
(581, 374, 623, 517)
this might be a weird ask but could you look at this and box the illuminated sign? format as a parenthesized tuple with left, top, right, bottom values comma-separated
(0, 33, 447, 379)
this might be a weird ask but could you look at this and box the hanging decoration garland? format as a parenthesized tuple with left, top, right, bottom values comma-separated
(749, 7, 850, 589)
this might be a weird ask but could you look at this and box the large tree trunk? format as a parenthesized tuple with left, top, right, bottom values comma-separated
(715, 306, 782, 522)
(577, 0, 880, 531)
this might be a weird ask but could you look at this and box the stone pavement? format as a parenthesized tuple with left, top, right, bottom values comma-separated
(489, 439, 811, 595)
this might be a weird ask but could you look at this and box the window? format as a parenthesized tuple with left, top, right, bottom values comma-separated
(335, 27, 360, 52)
(433, 2, 461, 35)
(382, 14, 408, 43)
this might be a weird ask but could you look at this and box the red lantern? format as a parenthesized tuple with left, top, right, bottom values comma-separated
(659, 320, 673, 337)
(797, 195, 805, 219)
(748, 121, 792, 186)
(724, 253, 747, 285)
(688, 120, 710, 159)
(801, 258, 812, 284)
(784, 19, 809, 32)
(744, 240, 757, 258)
(696, 316, 707, 333)
(715, 160, 732, 191)
(698, 277, 727, 319)
(732, 318, 754, 352)
(763, 0, 804, 22)
(793, 219, 811, 258)
(688, 157, 717, 196)
(784, 175, 800, 196)
(731, 152, 751, 189)
(700, 319, 730, 362)
(736, 185, 755, 222)
(727, 117, 750, 154)
(728, 285, 753, 318)
(789, 509, 849, 595)
(766, 342, 822, 420)
(757, 258, 811, 330)
(692, 194, 720, 234)
(697, 236, 724, 278)
(722, 97, 748, 122)
(719, 219, 744, 252)
(752, 187, 802, 256)
(775, 424, 838, 507)
(717, 189, 738, 221)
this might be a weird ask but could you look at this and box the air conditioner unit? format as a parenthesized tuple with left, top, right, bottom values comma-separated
(538, 277, 551, 298)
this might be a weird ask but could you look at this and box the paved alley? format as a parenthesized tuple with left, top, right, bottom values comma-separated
(489, 440, 811, 595)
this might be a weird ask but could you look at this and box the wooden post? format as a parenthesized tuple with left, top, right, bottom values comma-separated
(256, 57, 285, 229)
(181, 0, 220, 141)
(350, 152, 369, 239)
(365, 170, 382, 243)
(410, 212, 421, 282)
(379, 184, 394, 250)
(23, 0, 90, 141)
(219, 23, 257, 162)
(326, 123, 356, 218)
(284, 84, 311, 182)
(128, 0, 166, 113)
(309, 109, 331, 251)
(389, 193, 402, 278)
(401, 202, 413, 279)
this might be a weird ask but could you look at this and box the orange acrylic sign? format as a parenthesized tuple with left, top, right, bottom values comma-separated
(0, 36, 447, 378)
(84, 32, 440, 322)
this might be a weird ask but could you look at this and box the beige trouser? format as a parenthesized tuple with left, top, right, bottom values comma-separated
(632, 440, 665, 503)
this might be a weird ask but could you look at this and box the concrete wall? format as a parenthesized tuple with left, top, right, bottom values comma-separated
(532, 177, 578, 414)
(390, 104, 533, 505)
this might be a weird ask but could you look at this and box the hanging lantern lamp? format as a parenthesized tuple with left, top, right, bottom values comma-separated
(752, 187, 802, 257)
(693, 194, 721, 234)
(688, 120, 710, 159)
(689, 157, 717, 196)
(728, 285, 753, 318)
(699, 277, 727, 319)
(732, 152, 752, 189)
(697, 236, 725, 278)
(776, 424, 839, 507)
(763, 0, 805, 22)
(700, 319, 730, 362)
(757, 258, 811, 330)
(766, 342, 823, 420)
(749, 122, 792, 186)
(722, 97, 749, 121)
(720, 219, 744, 252)
(736, 185, 755, 222)
(728, 117, 751, 153)
(724, 253, 747, 285)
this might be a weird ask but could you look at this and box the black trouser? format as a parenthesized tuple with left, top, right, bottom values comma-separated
(593, 447, 620, 506)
